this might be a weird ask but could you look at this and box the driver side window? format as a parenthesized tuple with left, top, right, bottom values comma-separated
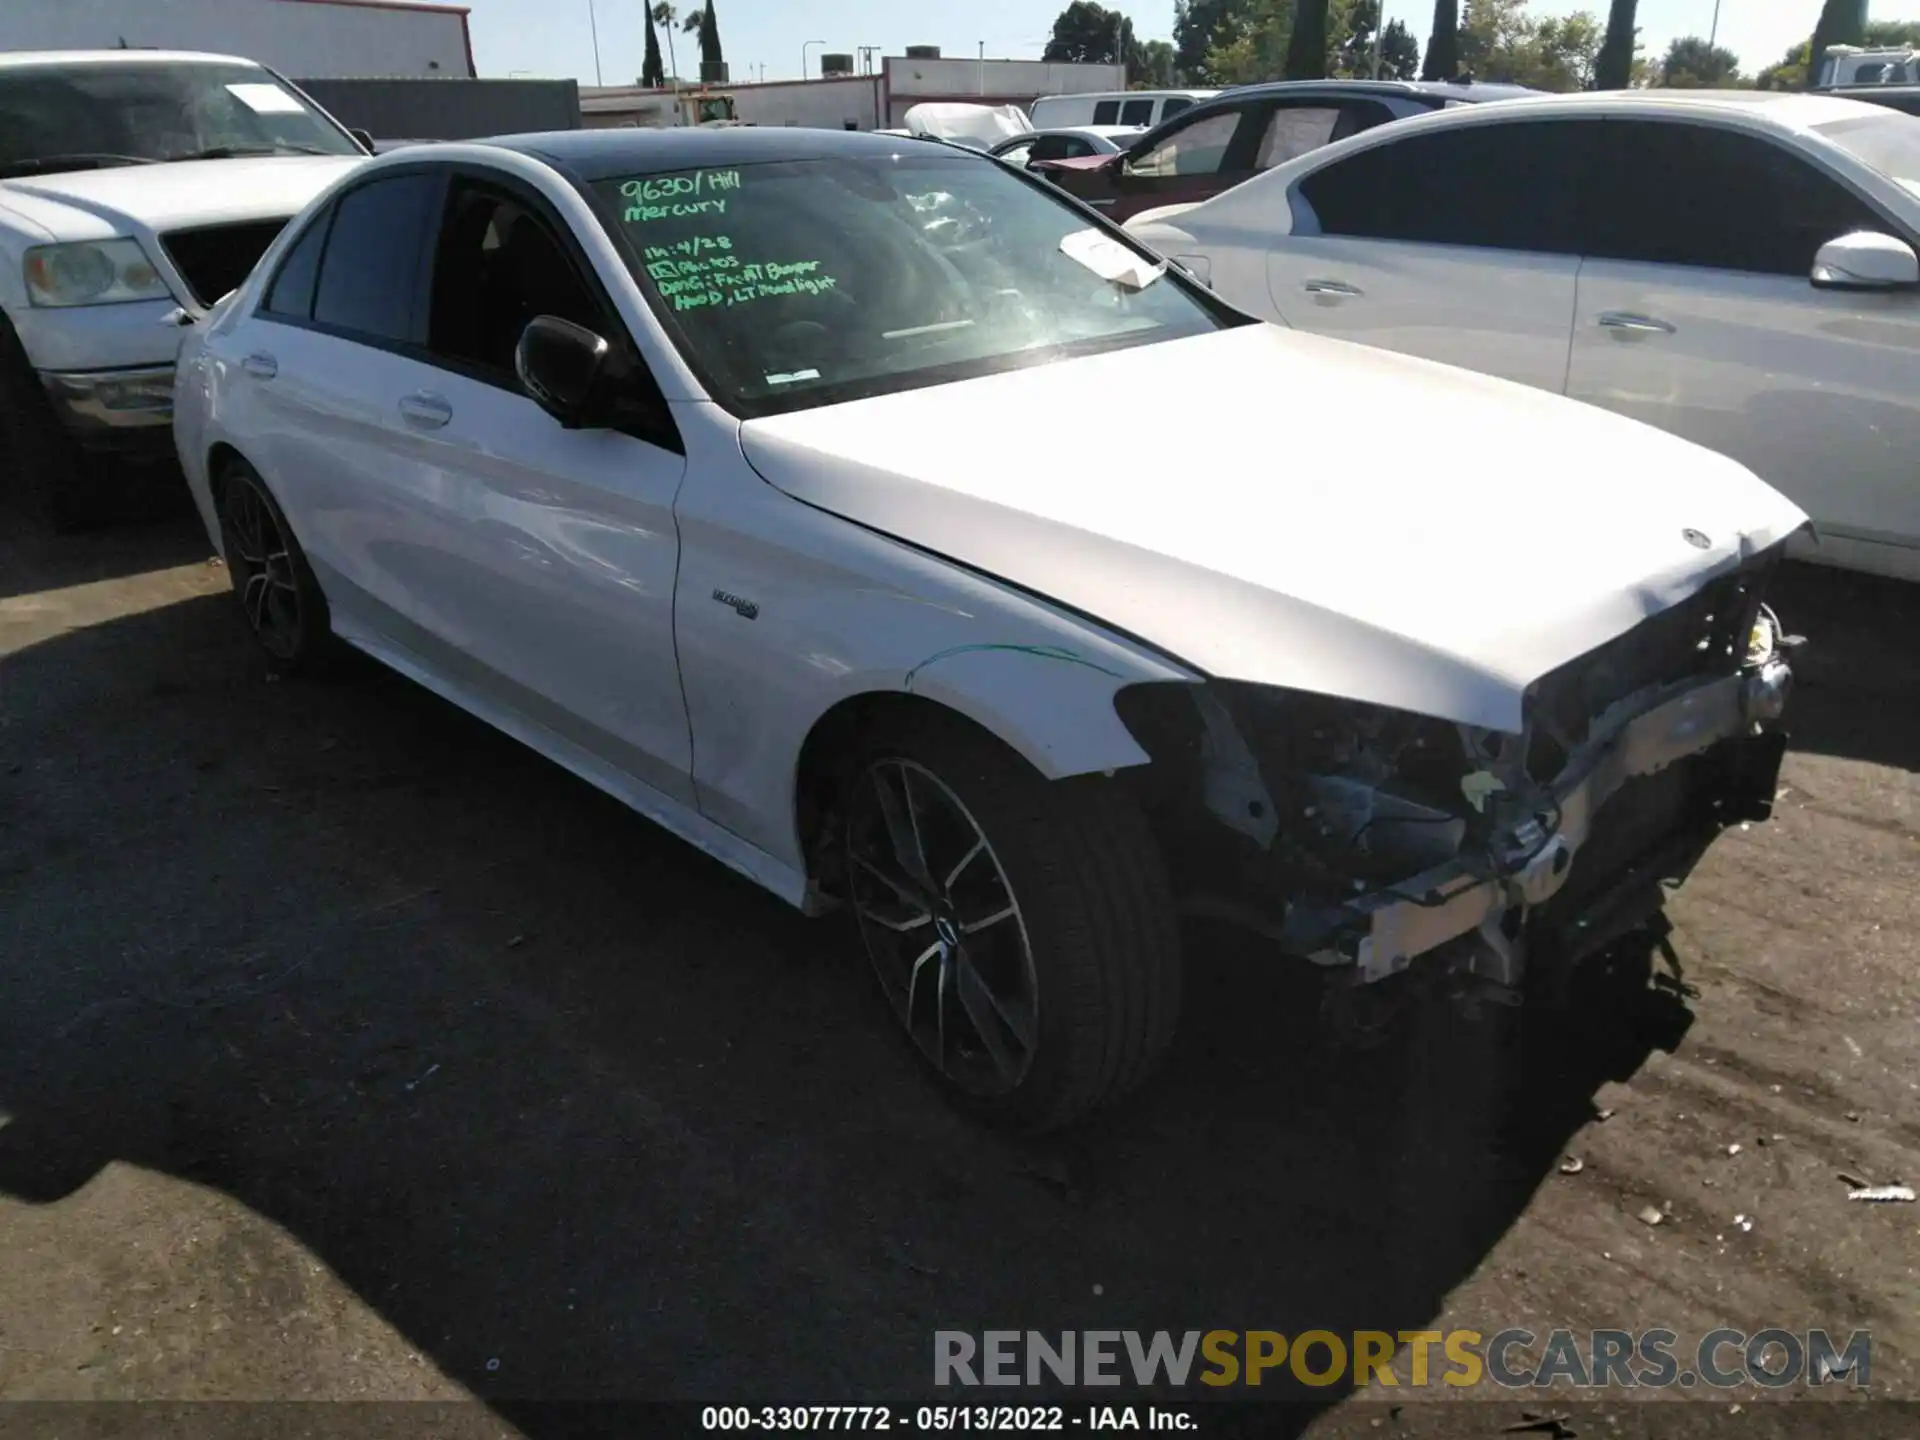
(424, 178, 609, 383)
(1127, 110, 1240, 178)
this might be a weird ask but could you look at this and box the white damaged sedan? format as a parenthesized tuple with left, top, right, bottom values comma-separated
(174, 129, 1806, 1128)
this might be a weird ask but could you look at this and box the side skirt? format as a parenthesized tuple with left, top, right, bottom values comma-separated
(326, 605, 818, 915)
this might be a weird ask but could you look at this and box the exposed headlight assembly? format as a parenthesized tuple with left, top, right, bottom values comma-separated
(24, 239, 171, 308)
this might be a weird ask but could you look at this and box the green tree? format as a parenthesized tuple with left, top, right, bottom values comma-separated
(1205, 0, 1291, 84)
(1755, 39, 1810, 89)
(1043, 1, 1146, 74)
(1139, 38, 1180, 84)
(641, 7, 665, 87)
(1422, 0, 1460, 79)
(1594, 0, 1637, 88)
(1286, 0, 1332, 76)
(651, 2, 682, 84)
(1865, 18, 1920, 44)
(1454, 0, 1601, 90)
(1173, 0, 1241, 82)
(683, 2, 725, 80)
(1659, 34, 1741, 85)
(1332, 0, 1417, 77)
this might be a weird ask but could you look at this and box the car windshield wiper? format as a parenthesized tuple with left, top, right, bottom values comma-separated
(0, 153, 159, 178)
(170, 143, 339, 161)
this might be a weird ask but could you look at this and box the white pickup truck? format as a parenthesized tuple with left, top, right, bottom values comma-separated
(0, 49, 368, 527)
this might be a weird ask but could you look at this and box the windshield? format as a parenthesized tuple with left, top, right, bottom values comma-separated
(594, 153, 1229, 417)
(1816, 111, 1920, 184)
(0, 60, 360, 177)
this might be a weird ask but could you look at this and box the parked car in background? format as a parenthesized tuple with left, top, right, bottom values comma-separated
(1127, 90, 1920, 583)
(1825, 83, 1920, 116)
(1034, 79, 1540, 222)
(0, 49, 367, 527)
(1027, 89, 1216, 132)
(176, 128, 1802, 1129)
(989, 125, 1144, 168)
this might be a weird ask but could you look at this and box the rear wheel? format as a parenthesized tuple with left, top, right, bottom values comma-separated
(216, 459, 332, 673)
(843, 712, 1182, 1130)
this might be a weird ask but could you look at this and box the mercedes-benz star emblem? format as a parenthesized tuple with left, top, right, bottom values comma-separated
(1682, 528, 1712, 550)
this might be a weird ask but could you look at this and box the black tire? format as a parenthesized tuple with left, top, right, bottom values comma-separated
(0, 313, 109, 532)
(214, 458, 333, 674)
(842, 709, 1182, 1131)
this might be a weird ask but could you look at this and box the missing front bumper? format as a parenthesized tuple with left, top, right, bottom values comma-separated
(1325, 667, 1787, 989)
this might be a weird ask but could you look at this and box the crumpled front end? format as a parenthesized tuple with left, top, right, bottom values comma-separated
(1113, 548, 1796, 1006)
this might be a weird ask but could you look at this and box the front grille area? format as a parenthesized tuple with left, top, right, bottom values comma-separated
(161, 219, 291, 307)
(1525, 554, 1776, 781)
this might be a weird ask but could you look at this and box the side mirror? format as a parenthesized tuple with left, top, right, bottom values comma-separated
(1811, 230, 1919, 291)
(348, 127, 376, 153)
(516, 315, 611, 428)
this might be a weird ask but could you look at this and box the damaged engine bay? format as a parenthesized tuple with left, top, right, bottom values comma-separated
(1113, 553, 1798, 1021)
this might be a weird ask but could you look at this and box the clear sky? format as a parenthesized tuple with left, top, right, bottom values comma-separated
(463, 0, 1832, 89)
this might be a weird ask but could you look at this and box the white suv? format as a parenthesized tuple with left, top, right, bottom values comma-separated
(0, 49, 368, 527)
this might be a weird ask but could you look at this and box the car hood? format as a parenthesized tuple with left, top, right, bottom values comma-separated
(738, 323, 1808, 733)
(0, 155, 364, 241)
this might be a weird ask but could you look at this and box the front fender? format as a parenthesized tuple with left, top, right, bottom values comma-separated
(901, 642, 1156, 778)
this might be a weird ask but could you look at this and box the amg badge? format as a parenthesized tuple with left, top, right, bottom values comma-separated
(712, 589, 760, 620)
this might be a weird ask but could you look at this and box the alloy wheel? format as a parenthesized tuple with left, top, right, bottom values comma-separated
(846, 758, 1040, 1097)
(222, 476, 303, 659)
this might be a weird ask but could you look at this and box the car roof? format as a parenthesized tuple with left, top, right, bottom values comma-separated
(481, 126, 977, 180)
(1218, 78, 1542, 103)
(0, 49, 263, 70)
(1431, 86, 1893, 131)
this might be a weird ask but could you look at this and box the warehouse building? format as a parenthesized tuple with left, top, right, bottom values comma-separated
(582, 51, 1127, 132)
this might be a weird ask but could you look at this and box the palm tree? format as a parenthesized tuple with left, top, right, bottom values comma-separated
(683, 2, 724, 78)
(651, 2, 680, 84)
(1594, 0, 1637, 88)
(1420, 0, 1458, 80)
(641, 5, 665, 87)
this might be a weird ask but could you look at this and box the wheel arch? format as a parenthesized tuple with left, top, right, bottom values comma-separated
(790, 644, 1184, 898)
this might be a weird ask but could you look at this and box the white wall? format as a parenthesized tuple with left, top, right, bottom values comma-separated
(729, 78, 878, 131)
(884, 57, 1126, 99)
(0, 0, 472, 79)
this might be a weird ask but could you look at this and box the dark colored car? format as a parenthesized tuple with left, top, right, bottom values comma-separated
(1825, 84, 1920, 116)
(1032, 78, 1541, 222)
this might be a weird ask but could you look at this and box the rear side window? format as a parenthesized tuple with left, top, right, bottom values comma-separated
(1253, 105, 1343, 170)
(1162, 96, 1194, 120)
(261, 207, 332, 320)
(1299, 119, 1593, 254)
(1581, 120, 1886, 276)
(311, 171, 439, 343)
(1092, 99, 1120, 125)
(1121, 98, 1154, 126)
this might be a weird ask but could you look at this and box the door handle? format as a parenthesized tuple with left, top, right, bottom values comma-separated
(242, 353, 277, 379)
(398, 392, 453, 430)
(1304, 278, 1363, 298)
(1597, 311, 1676, 336)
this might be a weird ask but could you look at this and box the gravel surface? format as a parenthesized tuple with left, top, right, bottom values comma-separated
(2, 500, 1915, 1437)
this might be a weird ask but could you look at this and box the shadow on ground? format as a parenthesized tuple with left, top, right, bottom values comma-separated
(7, 520, 1850, 1436)
(1768, 559, 1920, 773)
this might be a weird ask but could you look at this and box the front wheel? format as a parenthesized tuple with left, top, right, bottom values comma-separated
(843, 713, 1182, 1130)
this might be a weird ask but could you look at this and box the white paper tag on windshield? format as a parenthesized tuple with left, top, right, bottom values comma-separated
(1059, 228, 1165, 289)
(226, 83, 305, 115)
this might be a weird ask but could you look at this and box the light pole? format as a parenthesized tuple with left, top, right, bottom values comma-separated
(1371, 0, 1388, 77)
(585, 0, 603, 86)
(1708, 0, 1723, 49)
(802, 39, 825, 80)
